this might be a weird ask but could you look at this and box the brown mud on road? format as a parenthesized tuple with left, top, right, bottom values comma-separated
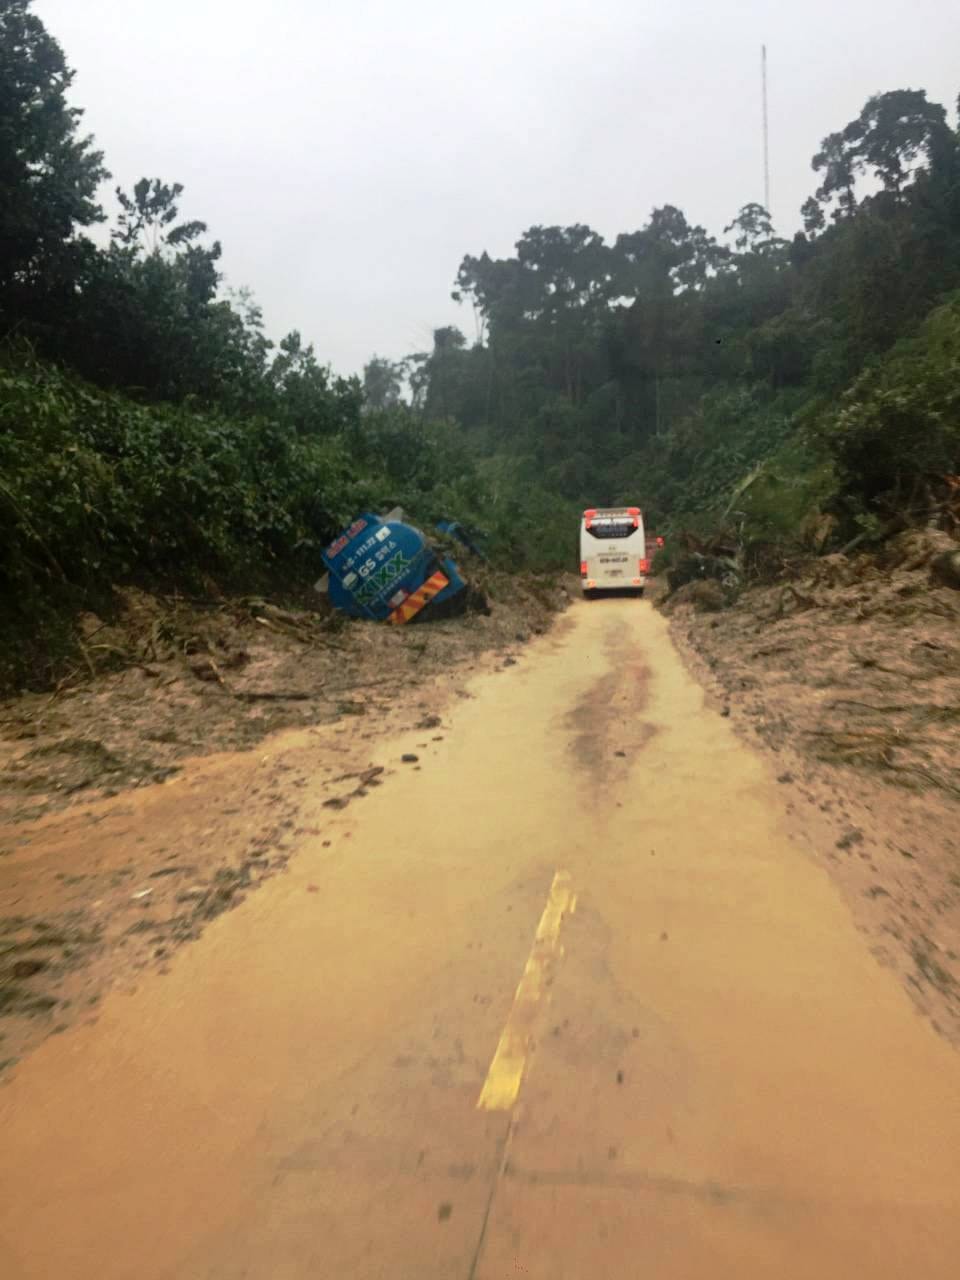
(661, 528, 960, 1044)
(2, 597, 959, 1279)
(564, 652, 656, 782)
(0, 575, 570, 1074)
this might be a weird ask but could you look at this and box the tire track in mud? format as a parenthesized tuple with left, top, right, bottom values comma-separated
(564, 618, 658, 785)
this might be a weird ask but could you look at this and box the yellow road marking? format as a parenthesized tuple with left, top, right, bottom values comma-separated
(477, 870, 576, 1111)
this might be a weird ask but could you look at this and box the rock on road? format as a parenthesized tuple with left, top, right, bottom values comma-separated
(2, 599, 959, 1279)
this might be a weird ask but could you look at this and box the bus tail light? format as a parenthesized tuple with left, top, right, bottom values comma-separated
(580, 561, 588, 577)
(639, 558, 650, 573)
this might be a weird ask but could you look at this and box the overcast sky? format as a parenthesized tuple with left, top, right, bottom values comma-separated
(34, 0, 960, 377)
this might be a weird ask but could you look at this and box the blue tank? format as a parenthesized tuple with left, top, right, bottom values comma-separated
(322, 513, 466, 622)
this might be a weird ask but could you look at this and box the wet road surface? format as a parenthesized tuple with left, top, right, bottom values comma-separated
(2, 599, 959, 1278)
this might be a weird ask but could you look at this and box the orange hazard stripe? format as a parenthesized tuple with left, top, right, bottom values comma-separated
(388, 571, 449, 625)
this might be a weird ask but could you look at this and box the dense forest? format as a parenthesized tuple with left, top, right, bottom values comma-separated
(392, 90, 960, 550)
(2, 0, 959, 686)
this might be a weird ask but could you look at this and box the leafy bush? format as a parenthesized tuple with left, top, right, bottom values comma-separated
(733, 439, 837, 546)
(811, 294, 960, 508)
(0, 348, 576, 689)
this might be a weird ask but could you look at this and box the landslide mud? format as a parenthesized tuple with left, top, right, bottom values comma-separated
(2, 599, 959, 1279)
(662, 531, 960, 1043)
(0, 575, 570, 1072)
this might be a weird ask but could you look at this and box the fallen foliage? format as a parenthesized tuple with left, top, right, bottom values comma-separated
(0, 574, 570, 825)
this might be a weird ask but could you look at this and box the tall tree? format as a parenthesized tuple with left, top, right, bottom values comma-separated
(614, 205, 727, 298)
(0, 0, 107, 310)
(62, 177, 234, 399)
(724, 203, 780, 254)
(812, 130, 859, 220)
(113, 177, 209, 255)
(362, 355, 406, 411)
(845, 89, 950, 198)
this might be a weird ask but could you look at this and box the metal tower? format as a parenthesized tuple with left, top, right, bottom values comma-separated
(762, 45, 771, 214)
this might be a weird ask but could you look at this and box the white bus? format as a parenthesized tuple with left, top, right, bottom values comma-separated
(579, 507, 649, 597)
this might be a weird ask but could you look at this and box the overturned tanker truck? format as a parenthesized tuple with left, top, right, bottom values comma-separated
(316, 509, 484, 624)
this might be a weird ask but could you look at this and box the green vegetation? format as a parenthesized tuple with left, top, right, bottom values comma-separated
(2, 0, 959, 687)
(0, 1, 574, 688)
(402, 91, 960, 553)
(0, 344, 572, 686)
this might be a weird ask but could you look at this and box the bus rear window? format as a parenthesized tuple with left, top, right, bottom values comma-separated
(585, 520, 636, 539)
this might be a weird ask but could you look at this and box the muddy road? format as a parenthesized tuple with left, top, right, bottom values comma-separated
(2, 600, 959, 1278)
